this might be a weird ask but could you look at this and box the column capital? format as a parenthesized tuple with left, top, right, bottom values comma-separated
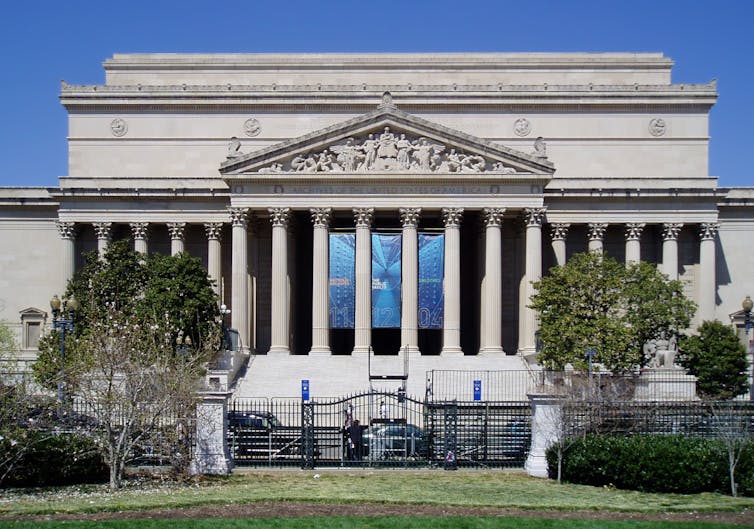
(625, 222, 645, 241)
(699, 222, 719, 241)
(550, 223, 570, 241)
(56, 221, 76, 240)
(310, 208, 332, 228)
(442, 208, 464, 228)
(662, 222, 683, 241)
(399, 207, 421, 228)
(129, 222, 149, 240)
(482, 207, 505, 227)
(353, 207, 374, 228)
(269, 207, 291, 227)
(167, 222, 186, 240)
(587, 223, 608, 242)
(93, 222, 112, 241)
(204, 222, 224, 241)
(228, 207, 249, 228)
(523, 207, 547, 227)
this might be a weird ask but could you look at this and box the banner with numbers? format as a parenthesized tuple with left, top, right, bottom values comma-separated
(371, 233, 402, 328)
(418, 233, 444, 329)
(328, 233, 355, 328)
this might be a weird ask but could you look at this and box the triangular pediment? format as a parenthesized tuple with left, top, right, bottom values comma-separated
(220, 101, 555, 176)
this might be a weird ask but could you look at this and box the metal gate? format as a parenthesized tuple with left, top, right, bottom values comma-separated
(229, 392, 531, 469)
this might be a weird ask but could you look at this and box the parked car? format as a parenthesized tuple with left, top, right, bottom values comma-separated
(364, 422, 427, 459)
(228, 411, 304, 460)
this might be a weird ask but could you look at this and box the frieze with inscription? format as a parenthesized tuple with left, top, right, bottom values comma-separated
(257, 127, 522, 174)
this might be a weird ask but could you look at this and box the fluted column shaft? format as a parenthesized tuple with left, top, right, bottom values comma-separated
(400, 208, 421, 355)
(481, 208, 505, 354)
(269, 208, 291, 355)
(625, 223, 645, 264)
(205, 223, 223, 299)
(441, 208, 463, 355)
(229, 208, 249, 349)
(57, 222, 76, 290)
(310, 208, 332, 355)
(550, 224, 569, 266)
(587, 223, 607, 254)
(130, 222, 149, 255)
(353, 208, 374, 354)
(93, 222, 111, 258)
(521, 208, 545, 355)
(168, 222, 186, 256)
(699, 223, 718, 322)
(662, 223, 682, 280)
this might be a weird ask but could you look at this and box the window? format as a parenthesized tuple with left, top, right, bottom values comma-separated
(19, 308, 46, 350)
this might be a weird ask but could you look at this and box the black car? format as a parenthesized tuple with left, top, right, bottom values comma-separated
(364, 422, 427, 459)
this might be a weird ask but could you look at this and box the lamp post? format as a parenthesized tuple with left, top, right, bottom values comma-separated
(743, 295, 753, 400)
(219, 304, 231, 351)
(50, 294, 79, 405)
(176, 330, 192, 360)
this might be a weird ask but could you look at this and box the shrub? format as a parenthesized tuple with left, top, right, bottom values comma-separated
(0, 432, 107, 487)
(546, 434, 754, 495)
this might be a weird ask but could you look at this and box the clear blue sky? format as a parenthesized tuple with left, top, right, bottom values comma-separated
(0, 0, 751, 187)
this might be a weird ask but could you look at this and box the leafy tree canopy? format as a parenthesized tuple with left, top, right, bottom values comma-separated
(678, 320, 749, 400)
(33, 240, 219, 390)
(530, 251, 695, 373)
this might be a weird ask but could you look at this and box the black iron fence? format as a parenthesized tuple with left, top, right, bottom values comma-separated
(229, 393, 531, 469)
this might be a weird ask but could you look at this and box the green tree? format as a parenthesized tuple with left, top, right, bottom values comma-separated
(530, 252, 695, 373)
(33, 240, 219, 391)
(678, 320, 749, 400)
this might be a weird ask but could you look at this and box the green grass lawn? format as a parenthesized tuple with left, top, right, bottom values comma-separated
(0, 517, 749, 529)
(0, 470, 753, 527)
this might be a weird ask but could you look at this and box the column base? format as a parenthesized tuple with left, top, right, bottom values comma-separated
(308, 346, 331, 356)
(399, 345, 421, 356)
(352, 346, 371, 355)
(267, 346, 290, 355)
(440, 347, 464, 357)
(478, 346, 505, 355)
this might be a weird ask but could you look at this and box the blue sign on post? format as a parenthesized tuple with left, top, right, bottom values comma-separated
(473, 380, 482, 401)
(301, 379, 310, 402)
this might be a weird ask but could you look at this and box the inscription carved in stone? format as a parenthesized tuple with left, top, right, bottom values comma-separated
(256, 127, 521, 174)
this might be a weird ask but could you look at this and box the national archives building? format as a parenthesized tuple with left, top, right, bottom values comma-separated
(1, 53, 752, 398)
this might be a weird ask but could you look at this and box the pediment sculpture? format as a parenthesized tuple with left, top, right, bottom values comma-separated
(258, 127, 520, 174)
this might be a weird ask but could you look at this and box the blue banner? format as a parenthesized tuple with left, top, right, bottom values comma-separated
(418, 233, 444, 329)
(329, 233, 355, 329)
(372, 233, 402, 328)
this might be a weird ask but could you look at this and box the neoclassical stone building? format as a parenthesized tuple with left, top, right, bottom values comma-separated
(1, 53, 752, 398)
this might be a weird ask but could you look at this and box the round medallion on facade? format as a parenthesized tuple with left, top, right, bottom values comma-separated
(243, 118, 261, 137)
(110, 118, 128, 137)
(648, 118, 667, 137)
(513, 118, 531, 137)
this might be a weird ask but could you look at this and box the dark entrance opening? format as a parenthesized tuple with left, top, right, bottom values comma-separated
(372, 328, 401, 354)
(418, 329, 442, 355)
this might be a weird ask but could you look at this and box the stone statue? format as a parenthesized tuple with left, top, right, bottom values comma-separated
(332, 138, 361, 172)
(375, 127, 398, 170)
(396, 133, 412, 170)
(646, 335, 679, 369)
(358, 134, 378, 171)
(227, 137, 242, 158)
(533, 137, 547, 159)
(411, 137, 444, 171)
(258, 162, 283, 173)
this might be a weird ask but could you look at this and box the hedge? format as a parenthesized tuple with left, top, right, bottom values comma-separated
(0, 431, 108, 487)
(546, 434, 754, 496)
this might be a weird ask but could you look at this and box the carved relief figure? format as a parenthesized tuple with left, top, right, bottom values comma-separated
(227, 137, 242, 158)
(396, 134, 412, 170)
(359, 134, 378, 171)
(533, 137, 547, 159)
(411, 137, 444, 171)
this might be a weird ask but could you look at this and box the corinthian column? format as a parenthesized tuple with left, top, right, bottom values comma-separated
(310, 208, 332, 355)
(269, 208, 291, 355)
(168, 222, 186, 256)
(204, 223, 223, 298)
(480, 208, 505, 355)
(400, 208, 421, 355)
(441, 208, 463, 356)
(93, 222, 112, 258)
(57, 221, 76, 290)
(624, 223, 645, 264)
(353, 208, 374, 354)
(661, 223, 683, 280)
(520, 208, 545, 355)
(550, 223, 569, 266)
(698, 223, 718, 322)
(229, 207, 250, 349)
(587, 223, 607, 254)
(130, 222, 149, 255)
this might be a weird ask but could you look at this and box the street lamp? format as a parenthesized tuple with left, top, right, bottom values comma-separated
(50, 294, 79, 404)
(176, 330, 192, 359)
(743, 295, 753, 400)
(219, 304, 231, 350)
